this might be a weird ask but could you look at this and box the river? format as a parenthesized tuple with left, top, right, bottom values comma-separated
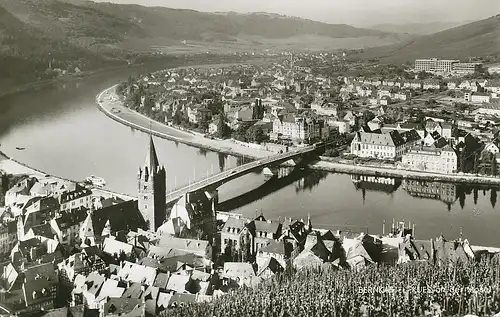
(0, 65, 499, 247)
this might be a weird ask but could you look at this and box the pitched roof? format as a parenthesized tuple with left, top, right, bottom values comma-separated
(23, 263, 57, 306)
(85, 272, 106, 296)
(355, 130, 405, 147)
(92, 200, 145, 235)
(259, 240, 286, 255)
(103, 298, 142, 316)
(141, 286, 159, 315)
(222, 217, 247, 232)
(103, 237, 134, 256)
(293, 250, 324, 270)
(166, 274, 190, 293)
(60, 188, 92, 204)
(153, 272, 170, 289)
(117, 261, 157, 286)
(157, 236, 209, 256)
(346, 241, 374, 263)
(257, 257, 284, 276)
(121, 282, 143, 299)
(96, 278, 125, 301)
(223, 262, 255, 279)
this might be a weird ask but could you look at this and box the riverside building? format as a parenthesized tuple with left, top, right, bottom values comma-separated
(401, 145, 457, 174)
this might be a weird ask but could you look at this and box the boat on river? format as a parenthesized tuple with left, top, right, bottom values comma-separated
(85, 175, 106, 187)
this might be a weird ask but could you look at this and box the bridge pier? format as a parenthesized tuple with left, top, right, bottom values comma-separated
(263, 166, 292, 179)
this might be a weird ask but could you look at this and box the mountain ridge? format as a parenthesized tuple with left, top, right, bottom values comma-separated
(369, 21, 474, 35)
(352, 15, 500, 63)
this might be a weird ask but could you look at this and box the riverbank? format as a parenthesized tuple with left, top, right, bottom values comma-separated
(0, 150, 134, 201)
(311, 159, 500, 186)
(97, 85, 275, 159)
(97, 82, 500, 186)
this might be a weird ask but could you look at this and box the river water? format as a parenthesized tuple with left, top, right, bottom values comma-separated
(0, 65, 499, 247)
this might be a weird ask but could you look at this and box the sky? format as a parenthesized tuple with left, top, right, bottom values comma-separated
(93, 0, 498, 26)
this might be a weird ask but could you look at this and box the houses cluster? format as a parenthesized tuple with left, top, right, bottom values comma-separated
(219, 213, 383, 273)
(348, 112, 500, 175)
(126, 61, 352, 145)
(0, 173, 149, 316)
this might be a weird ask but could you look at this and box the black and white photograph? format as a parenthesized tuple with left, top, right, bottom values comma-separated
(0, 0, 499, 316)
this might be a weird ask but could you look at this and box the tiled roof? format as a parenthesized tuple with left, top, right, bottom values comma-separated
(354, 130, 405, 147)
(223, 262, 255, 279)
(259, 240, 286, 255)
(23, 262, 57, 305)
(30, 223, 55, 239)
(141, 286, 159, 315)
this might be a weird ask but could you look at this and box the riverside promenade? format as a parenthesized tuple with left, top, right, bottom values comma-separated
(96, 85, 275, 159)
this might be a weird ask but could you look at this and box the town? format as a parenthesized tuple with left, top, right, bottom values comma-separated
(116, 55, 500, 180)
(0, 123, 499, 316)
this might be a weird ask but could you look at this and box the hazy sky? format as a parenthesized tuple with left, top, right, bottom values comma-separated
(93, 0, 498, 26)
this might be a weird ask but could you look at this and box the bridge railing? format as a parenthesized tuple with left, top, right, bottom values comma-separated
(166, 145, 318, 196)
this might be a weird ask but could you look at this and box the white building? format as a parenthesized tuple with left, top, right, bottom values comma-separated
(401, 145, 457, 174)
(415, 58, 459, 73)
(59, 188, 92, 212)
(350, 131, 406, 160)
(464, 92, 491, 104)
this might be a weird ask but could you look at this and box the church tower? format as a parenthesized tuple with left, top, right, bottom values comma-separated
(138, 136, 167, 231)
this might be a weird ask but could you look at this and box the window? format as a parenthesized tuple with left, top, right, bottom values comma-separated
(144, 205, 148, 209)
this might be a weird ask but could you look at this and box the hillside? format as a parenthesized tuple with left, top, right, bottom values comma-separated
(370, 21, 472, 35)
(0, 0, 405, 53)
(353, 15, 500, 64)
(0, 5, 115, 87)
(0, 0, 407, 88)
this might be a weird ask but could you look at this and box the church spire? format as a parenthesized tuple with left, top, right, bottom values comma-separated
(144, 135, 160, 175)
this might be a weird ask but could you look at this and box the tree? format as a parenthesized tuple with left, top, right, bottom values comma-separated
(173, 110, 182, 125)
(362, 110, 375, 124)
(248, 126, 267, 144)
(460, 150, 467, 173)
(492, 156, 498, 176)
(217, 115, 231, 139)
